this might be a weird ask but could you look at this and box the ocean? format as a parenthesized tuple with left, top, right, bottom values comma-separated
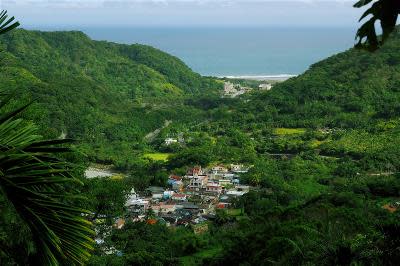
(81, 27, 356, 78)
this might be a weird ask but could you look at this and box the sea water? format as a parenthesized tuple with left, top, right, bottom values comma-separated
(82, 26, 356, 78)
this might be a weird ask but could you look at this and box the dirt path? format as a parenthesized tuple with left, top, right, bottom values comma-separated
(144, 120, 172, 142)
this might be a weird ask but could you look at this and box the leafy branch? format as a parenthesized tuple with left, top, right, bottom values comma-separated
(0, 10, 20, 35)
(0, 96, 95, 265)
(354, 0, 400, 51)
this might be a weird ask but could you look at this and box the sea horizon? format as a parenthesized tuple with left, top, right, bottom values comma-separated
(25, 26, 357, 77)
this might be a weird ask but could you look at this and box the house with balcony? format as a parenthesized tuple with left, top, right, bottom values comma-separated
(188, 175, 208, 191)
(187, 166, 204, 177)
(206, 182, 223, 194)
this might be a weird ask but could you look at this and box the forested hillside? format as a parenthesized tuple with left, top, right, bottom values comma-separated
(201, 29, 400, 173)
(92, 30, 400, 265)
(239, 29, 400, 128)
(2, 27, 400, 265)
(0, 29, 220, 164)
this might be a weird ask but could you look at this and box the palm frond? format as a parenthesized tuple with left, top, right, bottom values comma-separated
(354, 0, 400, 51)
(0, 99, 94, 264)
(0, 10, 20, 35)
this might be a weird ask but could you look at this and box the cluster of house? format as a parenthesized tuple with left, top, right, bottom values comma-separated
(258, 83, 272, 90)
(223, 82, 273, 98)
(223, 82, 252, 98)
(121, 164, 250, 229)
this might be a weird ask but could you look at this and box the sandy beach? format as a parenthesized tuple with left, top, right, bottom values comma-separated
(220, 74, 297, 82)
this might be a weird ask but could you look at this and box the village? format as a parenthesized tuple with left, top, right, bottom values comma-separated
(223, 81, 272, 98)
(116, 164, 251, 230)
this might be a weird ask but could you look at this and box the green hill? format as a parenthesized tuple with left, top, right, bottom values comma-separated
(0, 29, 220, 164)
(2, 28, 400, 266)
(173, 30, 400, 177)
(242, 29, 400, 129)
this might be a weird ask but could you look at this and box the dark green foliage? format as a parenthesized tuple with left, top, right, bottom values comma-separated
(0, 10, 19, 35)
(0, 96, 94, 264)
(0, 29, 221, 166)
(4, 18, 400, 266)
(84, 22, 400, 266)
(226, 32, 400, 130)
(102, 222, 206, 266)
(354, 0, 400, 50)
(82, 178, 129, 222)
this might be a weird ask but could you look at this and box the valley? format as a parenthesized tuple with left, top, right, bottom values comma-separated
(2, 28, 400, 265)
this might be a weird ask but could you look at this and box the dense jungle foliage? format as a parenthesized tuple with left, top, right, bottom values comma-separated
(0, 29, 221, 165)
(2, 28, 400, 265)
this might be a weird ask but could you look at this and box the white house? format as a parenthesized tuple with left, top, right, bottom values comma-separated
(125, 188, 149, 213)
(236, 185, 250, 192)
(165, 138, 178, 145)
(222, 173, 235, 179)
(211, 165, 228, 174)
(152, 193, 163, 200)
(206, 183, 223, 194)
(153, 203, 177, 214)
(230, 164, 249, 173)
(163, 190, 175, 199)
(259, 83, 272, 90)
(188, 175, 208, 191)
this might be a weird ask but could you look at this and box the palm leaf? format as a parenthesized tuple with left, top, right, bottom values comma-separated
(0, 10, 20, 35)
(354, 0, 400, 51)
(0, 98, 95, 265)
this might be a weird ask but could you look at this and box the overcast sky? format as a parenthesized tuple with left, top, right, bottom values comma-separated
(1, 0, 364, 28)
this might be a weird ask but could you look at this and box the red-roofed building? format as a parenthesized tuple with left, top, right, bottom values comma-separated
(169, 175, 182, 181)
(114, 218, 125, 229)
(383, 204, 398, 213)
(172, 193, 188, 201)
(216, 202, 231, 209)
(187, 166, 203, 177)
(146, 219, 157, 225)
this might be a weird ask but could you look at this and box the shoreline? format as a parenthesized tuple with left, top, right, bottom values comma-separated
(218, 74, 297, 81)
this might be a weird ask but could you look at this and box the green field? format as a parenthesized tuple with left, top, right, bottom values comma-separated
(226, 208, 243, 216)
(143, 153, 173, 162)
(180, 246, 223, 266)
(273, 128, 306, 135)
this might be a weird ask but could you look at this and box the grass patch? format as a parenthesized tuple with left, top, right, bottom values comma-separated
(288, 177, 328, 202)
(309, 139, 324, 148)
(111, 174, 125, 180)
(180, 246, 223, 266)
(143, 153, 172, 162)
(226, 208, 243, 216)
(274, 128, 306, 135)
